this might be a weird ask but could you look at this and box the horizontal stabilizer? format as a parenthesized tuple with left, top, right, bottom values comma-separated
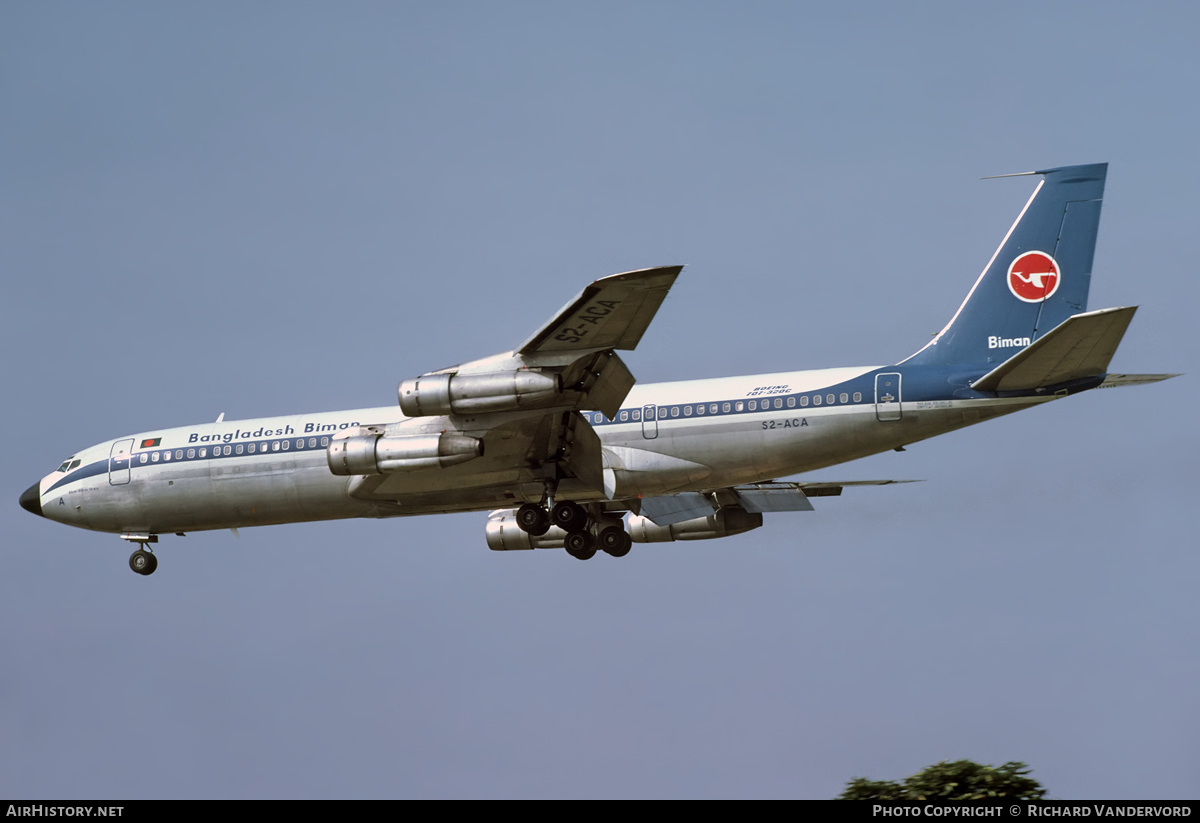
(637, 480, 918, 526)
(1097, 373, 1181, 389)
(971, 306, 1137, 393)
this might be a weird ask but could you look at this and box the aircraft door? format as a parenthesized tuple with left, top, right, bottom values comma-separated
(641, 405, 658, 439)
(875, 373, 902, 422)
(109, 439, 134, 485)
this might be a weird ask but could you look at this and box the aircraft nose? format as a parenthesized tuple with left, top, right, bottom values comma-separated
(19, 483, 43, 517)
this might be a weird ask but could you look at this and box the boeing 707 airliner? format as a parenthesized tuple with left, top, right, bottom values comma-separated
(19, 163, 1174, 575)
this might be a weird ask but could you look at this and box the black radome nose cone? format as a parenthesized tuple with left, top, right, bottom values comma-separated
(19, 483, 42, 517)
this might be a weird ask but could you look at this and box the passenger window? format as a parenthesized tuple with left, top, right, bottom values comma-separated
(261, 442, 269, 452)
(723, 403, 731, 413)
(853, 392, 862, 402)
(151, 452, 160, 462)
(826, 394, 835, 404)
(670, 407, 679, 418)
(748, 400, 757, 411)
(735, 401, 744, 411)
(684, 406, 693, 416)
(695, 405, 703, 415)
(272, 442, 280, 452)
(632, 410, 641, 421)
(282, 440, 289, 450)
(787, 397, 796, 408)
(800, 396, 809, 407)
(248, 443, 256, 454)
(619, 411, 628, 422)
(320, 437, 329, 447)
(235, 444, 244, 454)
(840, 393, 849, 403)
(774, 398, 783, 409)
(188, 449, 195, 459)
(659, 407, 668, 419)
(309, 438, 317, 448)
(709, 404, 717, 414)
(174, 450, 182, 460)
(162, 452, 170, 461)
(199, 448, 207, 457)
(296, 439, 304, 449)
(813, 395, 822, 406)
(140, 454, 148, 464)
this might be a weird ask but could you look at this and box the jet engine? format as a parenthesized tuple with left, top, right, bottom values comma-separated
(398, 371, 562, 416)
(327, 432, 483, 476)
(485, 512, 568, 551)
(627, 506, 763, 542)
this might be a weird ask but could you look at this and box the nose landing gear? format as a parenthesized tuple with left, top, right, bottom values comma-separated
(128, 549, 158, 576)
(120, 533, 160, 576)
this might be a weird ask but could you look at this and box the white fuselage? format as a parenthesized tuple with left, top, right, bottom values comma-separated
(33, 364, 1045, 536)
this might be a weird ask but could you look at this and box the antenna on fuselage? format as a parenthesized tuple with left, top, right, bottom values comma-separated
(216, 412, 225, 422)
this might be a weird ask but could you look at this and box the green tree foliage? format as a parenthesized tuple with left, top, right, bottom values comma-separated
(837, 760, 1047, 801)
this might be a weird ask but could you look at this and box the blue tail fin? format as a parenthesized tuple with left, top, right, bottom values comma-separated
(905, 163, 1107, 368)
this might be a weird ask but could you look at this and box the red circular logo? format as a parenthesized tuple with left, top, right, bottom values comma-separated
(1007, 251, 1061, 303)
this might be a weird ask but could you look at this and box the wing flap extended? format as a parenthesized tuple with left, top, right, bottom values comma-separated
(971, 306, 1137, 393)
(636, 480, 917, 526)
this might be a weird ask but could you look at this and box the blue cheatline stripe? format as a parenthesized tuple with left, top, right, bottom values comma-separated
(40, 434, 337, 496)
(590, 381, 878, 426)
(42, 460, 108, 495)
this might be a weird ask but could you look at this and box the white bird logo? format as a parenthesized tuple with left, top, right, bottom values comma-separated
(1007, 251, 1062, 302)
(1010, 269, 1056, 289)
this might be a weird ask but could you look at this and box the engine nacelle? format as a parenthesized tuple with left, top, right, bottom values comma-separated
(627, 506, 763, 542)
(398, 371, 562, 416)
(327, 432, 483, 476)
(485, 512, 568, 551)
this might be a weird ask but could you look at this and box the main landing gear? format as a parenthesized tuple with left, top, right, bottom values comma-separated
(515, 500, 633, 561)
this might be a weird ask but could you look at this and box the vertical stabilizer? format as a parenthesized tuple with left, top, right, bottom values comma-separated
(905, 163, 1107, 367)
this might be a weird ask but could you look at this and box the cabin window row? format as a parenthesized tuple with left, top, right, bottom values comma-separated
(588, 391, 864, 424)
(135, 436, 332, 463)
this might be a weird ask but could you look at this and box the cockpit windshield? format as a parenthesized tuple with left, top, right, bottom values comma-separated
(56, 458, 81, 473)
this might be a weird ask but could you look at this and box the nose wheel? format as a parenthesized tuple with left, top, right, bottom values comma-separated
(129, 549, 158, 576)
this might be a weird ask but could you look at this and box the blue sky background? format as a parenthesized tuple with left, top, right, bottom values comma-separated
(2, 2, 1197, 799)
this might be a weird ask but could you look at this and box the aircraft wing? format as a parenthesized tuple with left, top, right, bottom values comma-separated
(402, 266, 683, 421)
(346, 408, 610, 508)
(518, 266, 682, 355)
(1096, 373, 1181, 389)
(356, 267, 685, 508)
(636, 480, 919, 526)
